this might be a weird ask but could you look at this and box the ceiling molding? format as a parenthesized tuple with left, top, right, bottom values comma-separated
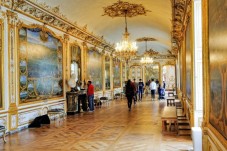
(2, 0, 115, 52)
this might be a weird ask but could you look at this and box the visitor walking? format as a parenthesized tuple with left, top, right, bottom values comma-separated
(125, 79, 134, 111)
(149, 79, 156, 101)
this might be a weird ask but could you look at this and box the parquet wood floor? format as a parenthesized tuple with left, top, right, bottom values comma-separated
(0, 96, 193, 151)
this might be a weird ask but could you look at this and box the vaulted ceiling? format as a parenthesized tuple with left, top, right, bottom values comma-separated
(37, 0, 172, 56)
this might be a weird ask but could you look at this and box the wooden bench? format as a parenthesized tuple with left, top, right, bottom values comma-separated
(0, 125, 6, 143)
(100, 97, 109, 106)
(161, 106, 178, 135)
(114, 93, 121, 100)
(166, 96, 175, 106)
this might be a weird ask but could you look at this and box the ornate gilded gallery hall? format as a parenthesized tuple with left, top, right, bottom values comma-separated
(0, 0, 226, 151)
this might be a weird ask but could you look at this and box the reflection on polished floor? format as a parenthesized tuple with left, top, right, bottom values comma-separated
(0, 96, 193, 151)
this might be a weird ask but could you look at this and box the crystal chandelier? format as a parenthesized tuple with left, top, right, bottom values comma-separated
(140, 56, 153, 64)
(139, 38, 154, 64)
(115, 10, 138, 61)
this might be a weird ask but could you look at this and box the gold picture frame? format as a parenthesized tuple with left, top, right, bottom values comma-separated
(17, 23, 64, 103)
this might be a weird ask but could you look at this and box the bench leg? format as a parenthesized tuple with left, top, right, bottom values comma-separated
(3, 130, 6, 143)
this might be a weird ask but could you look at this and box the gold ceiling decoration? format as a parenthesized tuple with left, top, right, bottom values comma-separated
(144, 49, 159, 56)
(136, 37, 159, 56)
(136, 37, 156, 42)
(136, 37, 156, 64)
(103, 0, 150, 17)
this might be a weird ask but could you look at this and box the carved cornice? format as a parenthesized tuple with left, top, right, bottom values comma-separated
(171, 0, 191, 54)
(153, 55, 176, 59)
(6, 10, 18, 26)
(2, 0, 114, 52)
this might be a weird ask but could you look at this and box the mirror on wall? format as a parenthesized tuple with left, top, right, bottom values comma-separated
(129, 65, 142, 81)
(70, 44, 81, 87)
(113, 58, 121, 88)
(105, 56, 110, 90)
(145, 64, 159, 83)
(162, 65, 175, 90)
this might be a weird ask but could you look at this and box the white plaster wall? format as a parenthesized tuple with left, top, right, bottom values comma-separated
(193, 0, 203, 127)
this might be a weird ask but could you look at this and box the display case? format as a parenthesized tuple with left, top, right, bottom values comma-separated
(66, 91, 79, 115)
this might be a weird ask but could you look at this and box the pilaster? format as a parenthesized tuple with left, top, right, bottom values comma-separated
(63, 34, 70, 92)
(120, 61, 123, 88)
(102, 52, 105, 95)
(159, 63, 163, 86)
(7, 10, 18, 130)
(110, 55, 113, 97)
(81, 42, 87, 87)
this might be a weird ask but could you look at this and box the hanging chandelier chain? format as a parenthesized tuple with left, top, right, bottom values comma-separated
(124, 10, 128, 33)
(145, 40, 148, 51)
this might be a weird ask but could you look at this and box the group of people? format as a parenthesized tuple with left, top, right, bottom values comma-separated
(149, 79, 166, 100)
(87, 79, 166, 112)
(125, 78, 166, 111)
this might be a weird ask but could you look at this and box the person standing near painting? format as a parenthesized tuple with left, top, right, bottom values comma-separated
(125, 79, 134, 111)
(149, 79, 156, 101)
(138, 79, 144, 101)
(87, 81, 94, 112)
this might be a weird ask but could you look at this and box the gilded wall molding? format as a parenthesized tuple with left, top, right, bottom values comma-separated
(172, 0, 192, 55)
(1, 0, 115, 52)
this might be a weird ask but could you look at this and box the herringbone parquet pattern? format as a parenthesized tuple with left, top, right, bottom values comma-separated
(0, 96, 193, 151)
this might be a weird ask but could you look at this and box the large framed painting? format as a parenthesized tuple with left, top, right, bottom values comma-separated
(185, 19, 191, 100)
(18, 25, 64, 103)
(208, 0, 227, 139)
(70, 44, 81, 82)
(0, 20, 3, 108)
(105, 56, 110, 90)
(113, 58, 121, 88)
(87, 49, 102, 91)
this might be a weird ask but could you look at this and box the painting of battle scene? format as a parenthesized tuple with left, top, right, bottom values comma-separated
(87, 49, 102, 91)
(113, 58, 121, 88)
(186, 20, 191, 100)
(208, 0, 227, 139)
(19, 26, 63, 102)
